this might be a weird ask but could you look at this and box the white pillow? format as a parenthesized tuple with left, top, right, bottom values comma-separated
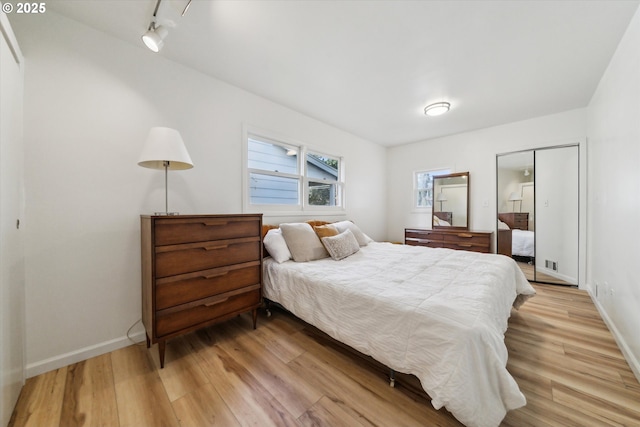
(321, 229, 360, 260)
(263, 228, 291, 263)
(498, 220, 510, 230)
(332, 220, 372, 246)
(280, 222, 329, 262)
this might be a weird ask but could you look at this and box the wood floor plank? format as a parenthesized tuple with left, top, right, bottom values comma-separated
(184, 328, 302, 427)
(297, 395, 369, 427)
(8, 367, 67, 427)
(171, 383, 240, 427)
(59, 354, 118, 427)
(110, 345, 179, 427)
(151, 336, 209, 402)
(213, 318, 324, 419)
(552, 382, 640, 426)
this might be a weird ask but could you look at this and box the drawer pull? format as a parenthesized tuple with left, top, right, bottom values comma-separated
(204, 298, 229, 307)
(457, 243, 473, 247)
(457, 233, 473, 238)
(203, 244, 229, 251)
(202, 271, 229, 280)
(202, 221, 229, 227)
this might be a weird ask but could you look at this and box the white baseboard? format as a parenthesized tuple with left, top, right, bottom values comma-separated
(536, 266, 576, 284)
(587, 286, 640, 383)
(25, 331, 146, 378)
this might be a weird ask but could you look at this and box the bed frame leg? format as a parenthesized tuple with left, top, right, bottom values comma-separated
(389, 369, 396, 388)
(264, 298, 272, 317)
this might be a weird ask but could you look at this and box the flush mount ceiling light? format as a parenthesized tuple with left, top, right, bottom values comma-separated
(142, 0, 168, 52)
(424, 102, 451, 117)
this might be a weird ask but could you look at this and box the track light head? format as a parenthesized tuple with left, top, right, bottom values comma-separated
(142, 24, 168, 52)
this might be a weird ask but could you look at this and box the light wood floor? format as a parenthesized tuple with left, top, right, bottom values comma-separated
(9, 283, 640, 427)
(517, 261, 572, 286)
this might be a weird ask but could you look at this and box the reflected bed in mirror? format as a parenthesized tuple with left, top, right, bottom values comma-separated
(433, 172, 469, 230)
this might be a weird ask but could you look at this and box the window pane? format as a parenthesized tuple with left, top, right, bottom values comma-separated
(250, 173, 299, 205)
(306, 153, 339, 180)
(248, 138, 298, 174)
(415, 169, 450, 208)
(417, 189, 432, 207)
(308, 181, 340, 206)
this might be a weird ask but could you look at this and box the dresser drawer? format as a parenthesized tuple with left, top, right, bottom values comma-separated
(155, 262, 261, 310)
(155, 288, 261, 337)
(513, 219, 528, 230)
(443, 242, 486, 252)
(445, 232, 490, 245)
(406, 238, 442, 248)
(405, 229, 444, 240)
(154, 217, 261, 246)
(155, 237, 260, 278)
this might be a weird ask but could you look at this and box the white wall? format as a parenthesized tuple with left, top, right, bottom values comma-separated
(586, 6, 640, 379)
(9, 11, 387, 376)
(386, 109, 586, 243)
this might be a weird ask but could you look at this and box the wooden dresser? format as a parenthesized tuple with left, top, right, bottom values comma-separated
(405, 228, 493, 253)
(498, 212, 529, 230)
(141, 214, 263, 367)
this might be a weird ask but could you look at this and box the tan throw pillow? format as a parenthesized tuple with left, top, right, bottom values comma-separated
(306, 220, 331, 228)
(280, 222, 329, 262)
(314, 224, 339, 239)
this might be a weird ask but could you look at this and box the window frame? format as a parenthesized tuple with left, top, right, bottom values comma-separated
(413, 168, 451, 211)
(242, 125, 345, 215)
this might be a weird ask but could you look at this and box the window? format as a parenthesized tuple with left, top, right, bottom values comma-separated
(244, 129, 344, 212)
(306, 152, 341, 207)
(414, 169, 450, 208)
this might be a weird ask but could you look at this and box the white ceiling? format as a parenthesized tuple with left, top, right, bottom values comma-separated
(44, 0, 639, 146)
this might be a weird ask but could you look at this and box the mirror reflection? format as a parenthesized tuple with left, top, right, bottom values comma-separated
(432, 172, 469, 229)
(497, 152, 535, 273)
(496, 147, 579, 286)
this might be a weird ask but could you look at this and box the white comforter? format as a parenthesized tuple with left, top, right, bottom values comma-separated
(263, 242, 535, 427)
(512, 229, 535, 257)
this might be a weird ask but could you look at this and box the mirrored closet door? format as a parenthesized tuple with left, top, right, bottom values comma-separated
(496, 145, 579, 285)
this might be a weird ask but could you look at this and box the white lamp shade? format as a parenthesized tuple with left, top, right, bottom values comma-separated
(508, 191, 522, 201)
(138, 127, 193, 170)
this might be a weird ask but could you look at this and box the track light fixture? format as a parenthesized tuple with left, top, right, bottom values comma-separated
(142, 0, 167, 52)
(142, 23, 168, 52)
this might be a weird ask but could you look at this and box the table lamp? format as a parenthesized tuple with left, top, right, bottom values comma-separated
(138, 127, 193, 215)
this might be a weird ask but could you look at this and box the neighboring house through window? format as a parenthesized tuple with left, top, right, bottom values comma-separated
(414, 169, 450, 209)
(244, 127, 344, 213)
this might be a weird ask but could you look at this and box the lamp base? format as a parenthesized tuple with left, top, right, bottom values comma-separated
(154, 211, 180, 216)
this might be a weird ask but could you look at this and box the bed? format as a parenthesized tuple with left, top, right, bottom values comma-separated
(511, 229, 534, 257)
(261, 221, 535, 427)
(498, 213, 534, 259)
